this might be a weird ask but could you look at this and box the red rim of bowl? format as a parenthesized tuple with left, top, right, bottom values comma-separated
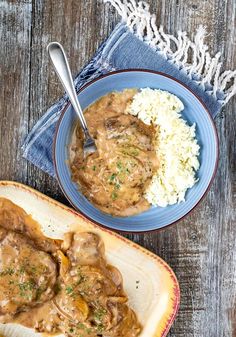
(53, 69, 220, 234)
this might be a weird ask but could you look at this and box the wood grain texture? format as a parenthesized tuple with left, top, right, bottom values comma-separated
(0, 0, 32, 184)
(0, 0, 235, 336)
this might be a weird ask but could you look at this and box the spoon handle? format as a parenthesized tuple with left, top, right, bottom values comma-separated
(47, 42, 89, 135)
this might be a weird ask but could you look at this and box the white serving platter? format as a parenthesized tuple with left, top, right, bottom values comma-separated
(0, 181, 180, 337)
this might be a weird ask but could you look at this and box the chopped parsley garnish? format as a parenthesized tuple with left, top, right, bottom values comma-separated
(131, 149, 139, 156)
(18, 280, 35, 291)
(111, 192, 118, 200)
(117, 161, 123, 170)
(18, 280, 36, 298)
(8, 268, 15, 275)
(36, 286, 44, 300)
(65, 285, 74, 294)
(77, 323, 92, 333)
(77, 323, 86, 329)
(109, 173, 117, 182)
(94, 308, 107, 318)
(77, 274, 86, 285)
(92, 165, 96, 171)
(0, 267, 14, 276)
(96, 324, 104, 333)
(76, 268, 87, 285)
(115, 160, 131, 177)
(93, 307, 107, 330)
(30, 266, 37, 274)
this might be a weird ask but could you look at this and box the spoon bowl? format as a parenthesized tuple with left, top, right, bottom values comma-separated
(47, 42, 97, 156)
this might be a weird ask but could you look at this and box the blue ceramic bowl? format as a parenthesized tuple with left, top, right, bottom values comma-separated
(54, 70, 219, 233)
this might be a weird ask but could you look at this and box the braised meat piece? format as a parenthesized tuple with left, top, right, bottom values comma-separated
(70, 89, 158, 216)
(0, 199, 142, 336)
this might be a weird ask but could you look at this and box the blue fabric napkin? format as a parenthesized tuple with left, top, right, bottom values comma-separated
(22, 1, 236, 177)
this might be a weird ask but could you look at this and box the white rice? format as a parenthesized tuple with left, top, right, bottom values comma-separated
(126, 88, 200, 207)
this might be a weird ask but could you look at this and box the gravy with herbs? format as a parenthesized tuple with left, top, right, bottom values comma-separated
(69, 89, 158, 216)
(0, 198, 141, 337)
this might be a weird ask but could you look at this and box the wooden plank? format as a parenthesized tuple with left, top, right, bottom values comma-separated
(0, 0, 235, 336)
(0, 0, 32, 183)
(134, 1, 236, 336)
(26, 0, 118, 199)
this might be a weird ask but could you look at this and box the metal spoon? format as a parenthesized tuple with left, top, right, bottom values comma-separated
(47, 42, 97, 156)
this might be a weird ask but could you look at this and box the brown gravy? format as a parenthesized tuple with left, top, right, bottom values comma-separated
(69, 89, 158, 216)
(0, 198, 141, 337)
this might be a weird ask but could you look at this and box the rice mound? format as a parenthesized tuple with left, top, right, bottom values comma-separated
(126, 88, 200, 207)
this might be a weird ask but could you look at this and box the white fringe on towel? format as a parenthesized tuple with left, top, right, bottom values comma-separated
(103, 0, 236, 105)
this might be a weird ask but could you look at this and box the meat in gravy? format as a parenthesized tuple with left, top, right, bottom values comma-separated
(70, 89, 158, 216)
(0, 198, 141, 337)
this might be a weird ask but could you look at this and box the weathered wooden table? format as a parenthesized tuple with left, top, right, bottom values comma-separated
(0, 1, 235, 336)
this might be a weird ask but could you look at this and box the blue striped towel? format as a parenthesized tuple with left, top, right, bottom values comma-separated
(22, 0, 236, 177)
